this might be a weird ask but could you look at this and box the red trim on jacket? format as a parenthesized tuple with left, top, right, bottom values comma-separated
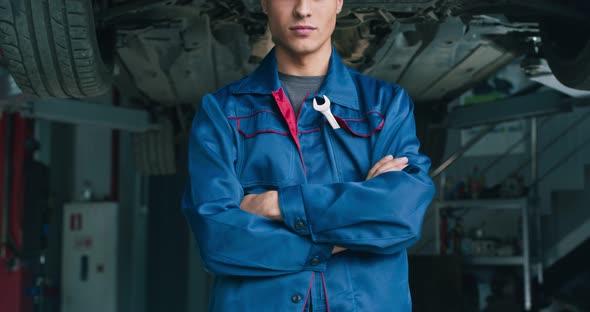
(272, 88, 306, 173)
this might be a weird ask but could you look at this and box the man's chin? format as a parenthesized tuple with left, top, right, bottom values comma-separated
(280, 42, 328, 57)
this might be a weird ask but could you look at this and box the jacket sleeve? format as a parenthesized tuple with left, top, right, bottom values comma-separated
(278, 88, 435, 254)
(182, 94, 333, 277)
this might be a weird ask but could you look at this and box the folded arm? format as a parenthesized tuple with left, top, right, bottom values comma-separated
(182, 94, 333, 277)
(277, 88, 435, 254)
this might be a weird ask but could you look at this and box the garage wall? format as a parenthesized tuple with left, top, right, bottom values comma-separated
(71, 93, 114, 201)
(73, 123, 112, 200)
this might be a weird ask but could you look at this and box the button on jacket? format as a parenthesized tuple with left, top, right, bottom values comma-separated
(182, 47, 436, 311)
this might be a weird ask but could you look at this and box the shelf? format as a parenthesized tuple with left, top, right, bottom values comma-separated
(435, 198, 527, 210)
(463, 256, 524, 266)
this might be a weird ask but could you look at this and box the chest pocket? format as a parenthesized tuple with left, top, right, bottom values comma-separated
(329, 110, 385, 181)
(334, 110, 385, 137)
(231, 111, 296, 188)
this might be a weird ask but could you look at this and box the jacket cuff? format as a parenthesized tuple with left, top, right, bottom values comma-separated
(278, 184, 310, 236)
(303, 243, 333, 272)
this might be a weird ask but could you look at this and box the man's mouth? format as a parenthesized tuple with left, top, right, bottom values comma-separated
(290, 25, 316, 36)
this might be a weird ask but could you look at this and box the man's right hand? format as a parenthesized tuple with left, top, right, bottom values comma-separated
(332, 156, 408, 255)
(365, 155, 409, 180)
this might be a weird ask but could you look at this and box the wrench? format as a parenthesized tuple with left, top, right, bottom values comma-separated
(312, 95, 340, 130)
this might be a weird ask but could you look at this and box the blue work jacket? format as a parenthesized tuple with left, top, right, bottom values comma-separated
(182, 47, 435, 311)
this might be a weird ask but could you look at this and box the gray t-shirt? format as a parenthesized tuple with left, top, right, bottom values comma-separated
(278, 72, 326, 114)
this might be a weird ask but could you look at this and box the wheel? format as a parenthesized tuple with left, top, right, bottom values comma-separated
(540, 19, 590, 91)
(0, 0, 111, 98)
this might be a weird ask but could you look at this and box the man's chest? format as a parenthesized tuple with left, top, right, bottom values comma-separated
(227, 95, 385, 191)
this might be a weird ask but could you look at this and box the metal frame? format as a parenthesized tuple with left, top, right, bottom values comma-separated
(530, 118, 544, 286)
(502, 109, 590, 186)
(1, 98, 157, 133)
(447, 90, 572, 129)
(431, 90, 579, 179)
(522, 196, 532, 310)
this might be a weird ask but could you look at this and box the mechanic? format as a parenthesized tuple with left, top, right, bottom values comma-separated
(182, 0, 435, 311)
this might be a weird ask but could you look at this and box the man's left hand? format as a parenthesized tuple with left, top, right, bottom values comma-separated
(240, 191, 283, 221)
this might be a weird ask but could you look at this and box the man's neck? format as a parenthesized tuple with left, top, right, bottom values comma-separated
(275, 44, 332, 77)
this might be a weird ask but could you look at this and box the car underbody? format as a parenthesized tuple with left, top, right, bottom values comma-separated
(1, 0, 589, 173)
(94, 0, 589, 110)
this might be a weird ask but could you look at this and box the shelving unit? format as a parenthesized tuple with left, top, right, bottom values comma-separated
(433, 198, 532, 311)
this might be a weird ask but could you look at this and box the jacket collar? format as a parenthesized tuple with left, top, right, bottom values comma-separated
(231, 47, 360, 110)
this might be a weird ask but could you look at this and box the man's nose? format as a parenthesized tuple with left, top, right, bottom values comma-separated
(293, 0, 312, 18)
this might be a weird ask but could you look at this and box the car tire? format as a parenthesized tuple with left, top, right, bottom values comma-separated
(0, 0, 110, 98)
(540, 19, 590, 91)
